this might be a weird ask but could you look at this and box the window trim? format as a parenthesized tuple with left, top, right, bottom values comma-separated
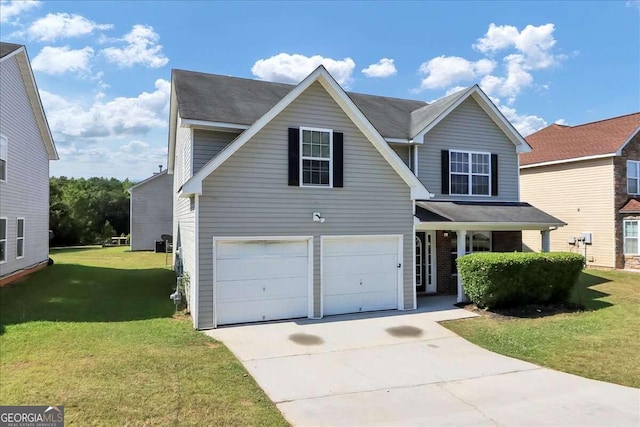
(623, 219, 639, 255)
(299, 126, 333, 188)
(0, 134, 7, 183)
(449, 149, 491, 196)
(627, 160, 640, 195)
(0, 217, 6, 264)
(16, 217, 24, 259)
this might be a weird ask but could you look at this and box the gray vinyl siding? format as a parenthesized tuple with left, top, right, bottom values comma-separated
(417, 97, 520, 201)
(390, 144, 411, 170)
(130, 172, 173, 250)
(197, 81, 414, 329)
(193, 130, 239, 173)
(0, 55, 50, 278)
(172, 126, 196, 310)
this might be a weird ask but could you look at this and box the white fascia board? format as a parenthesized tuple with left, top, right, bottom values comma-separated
(13, 50, 58, 160)
(182, 65, 432, 200)
(415, 221, 566, 231)
(386, 138, 422, 144)
(411, 86, 532, 154)
(128, 170, 168, 191)
(615, 125, 640, 155)
(180, 119, 250, 131)
(167, 83, 179, 174)
(520, 153, 616, 169)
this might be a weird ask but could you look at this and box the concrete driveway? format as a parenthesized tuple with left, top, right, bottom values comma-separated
(206, 296, 640, 426)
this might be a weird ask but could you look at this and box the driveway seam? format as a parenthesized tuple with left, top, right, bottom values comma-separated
(435, 381, 500, 426)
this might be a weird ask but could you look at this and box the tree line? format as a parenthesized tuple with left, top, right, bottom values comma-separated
(50, 177, 133, 246)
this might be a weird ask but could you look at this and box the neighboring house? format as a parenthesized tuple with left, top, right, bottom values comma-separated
(128, 169, 173, 251)
(521, 113, 640, 270)
(0, 42, 58, 285)
(168, 66, 563, 329)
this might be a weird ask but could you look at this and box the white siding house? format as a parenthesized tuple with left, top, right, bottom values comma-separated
(129, 170, 173, 251)
(0, 42, 58, 285)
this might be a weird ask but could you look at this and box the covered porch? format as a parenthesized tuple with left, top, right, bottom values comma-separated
(414, 201, 566, 303)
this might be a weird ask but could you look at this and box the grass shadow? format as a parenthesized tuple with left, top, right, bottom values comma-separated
(571, 271, 613, 311)
(0, 263, 176, 331)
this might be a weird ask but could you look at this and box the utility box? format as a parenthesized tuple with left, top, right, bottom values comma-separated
(155, 240, 166, 253)
(581, 232, 593, 245)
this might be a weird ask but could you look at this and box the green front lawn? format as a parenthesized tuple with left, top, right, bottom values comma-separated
(0, 247, 287, 426)
(443, 269, 640, 388)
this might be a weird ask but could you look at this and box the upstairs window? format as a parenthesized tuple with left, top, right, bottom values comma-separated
(17, 218, 25, 259)
(0, 135, 7, 182)
(300, 127, 332, 187)
(450, 150, 490, 196)
(628, 160, 640, 195)
(0, 218, 6, 263)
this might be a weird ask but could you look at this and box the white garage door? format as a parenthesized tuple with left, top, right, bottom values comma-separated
(215, 239, 310, 325)
(322, 235, 401, 316)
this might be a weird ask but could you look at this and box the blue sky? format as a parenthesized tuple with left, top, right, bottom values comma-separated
(1, 0, 638, 181)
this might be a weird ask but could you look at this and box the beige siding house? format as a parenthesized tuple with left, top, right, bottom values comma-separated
(167, 66, 562, 329)
(521, 113, 640, 270)
(0, 42, 58, 285)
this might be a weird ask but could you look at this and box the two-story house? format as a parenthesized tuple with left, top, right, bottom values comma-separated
(167, 66, 563, 329)
(0, 42, 58, 285)
(521, 113, 640, 270)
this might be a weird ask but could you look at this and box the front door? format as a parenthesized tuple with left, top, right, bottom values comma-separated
(416, 232, 437, 293)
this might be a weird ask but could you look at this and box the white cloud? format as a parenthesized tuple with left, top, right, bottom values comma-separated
(40, 79, 171, 143)
(32, 46, 94, 75)
(102, 24, 168, 68)
(418, 56, 496, 89)
(445, 86, 468, 96)
(251, 53, 356, 86)
(479, 55, 534, 103)
(25, 13, 112, 41)
(362, 58, 397, 78)
(493, 98, 547, 136)
(555, 118, 569, 125)
(0, 0, 40, 24)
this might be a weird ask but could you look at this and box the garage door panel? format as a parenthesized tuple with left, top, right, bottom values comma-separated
(217, 240, 308, 259)
(323, 254, 398, 276)
(217, 297, 308, 325)
(323, 238, 398, 256)
(360, 290, 397, 310)
(216, 256, 308, 281)
(218, 276, 308, 301)
(323, 272, 398, 294)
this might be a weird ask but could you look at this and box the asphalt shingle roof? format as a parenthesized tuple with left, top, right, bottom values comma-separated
(521, 112, 640, 166)
(415, 201, 565, 225)
(0, 42, 23, 58)
(172, 69, 428, 139)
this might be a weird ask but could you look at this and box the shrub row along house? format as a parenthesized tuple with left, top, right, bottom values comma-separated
(164, 66, 564, 329)
(521, 113, 640, 270)
(0, 42, 58, 286)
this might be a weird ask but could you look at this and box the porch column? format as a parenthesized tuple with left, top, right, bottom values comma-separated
(456, 230, 467, 303)
(541, 230, 551, 252)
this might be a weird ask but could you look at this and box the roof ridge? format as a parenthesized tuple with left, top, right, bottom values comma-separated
(568, 111, 640, 129)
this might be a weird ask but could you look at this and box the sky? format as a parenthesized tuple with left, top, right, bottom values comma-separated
(1, 0, 638, 181)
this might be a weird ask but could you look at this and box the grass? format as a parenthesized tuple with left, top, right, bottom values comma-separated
(443, 269, 640, 388)
(0, 247, 287, 426)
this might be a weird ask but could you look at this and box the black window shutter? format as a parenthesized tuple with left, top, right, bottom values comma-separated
(333, 132, 344, 187)
(288, 128, 299, 186)
(491, 153, 498, 196)
(441, 150, 449, 195)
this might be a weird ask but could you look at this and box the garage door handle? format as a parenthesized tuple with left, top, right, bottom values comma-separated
(397, 263, 401, 268)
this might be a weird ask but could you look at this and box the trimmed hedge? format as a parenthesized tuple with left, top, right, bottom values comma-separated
(457, 252, 584, 309)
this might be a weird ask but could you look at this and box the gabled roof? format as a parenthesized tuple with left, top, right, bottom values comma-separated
(172, 69, 426, 139)
(179, 66, 431, 200)
(410, 85, 532, 152)
(0, 42, 58, 160)
(619, 198, 640, 214)
(521, 112, 640, 167)
(128, 170, 169, 192)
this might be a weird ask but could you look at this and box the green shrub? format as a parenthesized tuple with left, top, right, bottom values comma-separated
(457, 252, 584, 309)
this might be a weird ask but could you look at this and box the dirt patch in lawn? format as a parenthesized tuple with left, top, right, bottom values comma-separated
(457, 302, 585, 320)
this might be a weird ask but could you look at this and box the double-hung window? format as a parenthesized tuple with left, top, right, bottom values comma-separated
(0, 134, 7, 182)
(301, 127, 332, 187)
(450, 150, 490, 195)
(624, 220, 639, 255)
(16, 218, 24, 259)
(0, 218, 6, 263)
(628, 160, 640, 195)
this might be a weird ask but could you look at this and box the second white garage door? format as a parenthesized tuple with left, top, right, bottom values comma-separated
(322, 235, 402, 316)
(215, 238, 311, 326)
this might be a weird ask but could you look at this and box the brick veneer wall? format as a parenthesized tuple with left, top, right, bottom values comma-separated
(613, 133, 640, 269)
